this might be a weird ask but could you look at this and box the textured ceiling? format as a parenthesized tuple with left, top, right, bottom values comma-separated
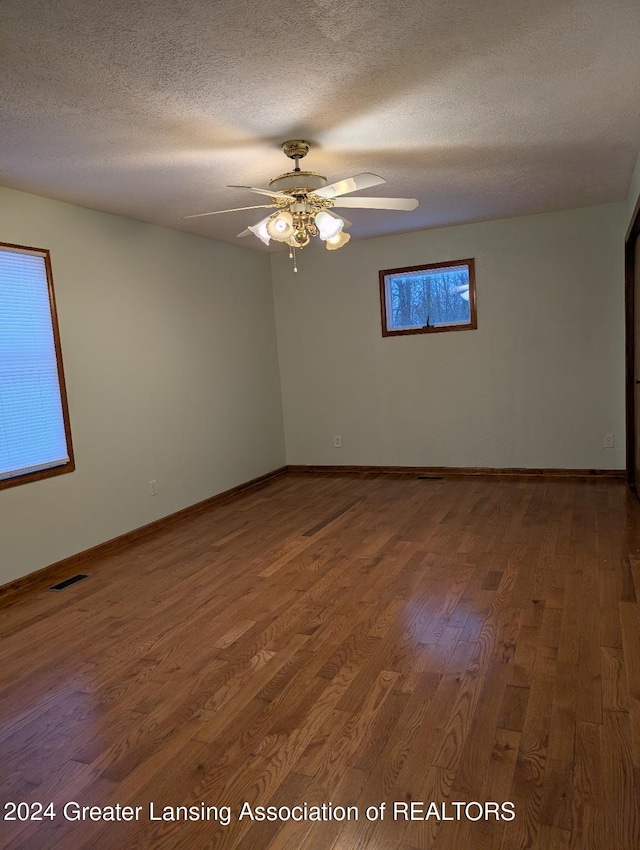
(1, 0, 639, 250)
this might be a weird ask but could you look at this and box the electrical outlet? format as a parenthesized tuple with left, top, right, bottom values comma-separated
(603, 433, 614, 449)
(334, 435, 342, 448)
(149, 479, 158, 495)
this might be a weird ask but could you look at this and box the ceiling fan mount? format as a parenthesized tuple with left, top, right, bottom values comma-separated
(281, 139, 311, 162)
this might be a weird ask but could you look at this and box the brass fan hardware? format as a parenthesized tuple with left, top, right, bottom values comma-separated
(281, 139, 311, 162)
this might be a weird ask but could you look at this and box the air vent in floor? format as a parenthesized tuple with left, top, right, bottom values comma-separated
(47, 573, 91, 591)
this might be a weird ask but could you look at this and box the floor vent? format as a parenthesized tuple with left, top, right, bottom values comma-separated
(417, 475, 444, 480)
(47, 573, 91, 592)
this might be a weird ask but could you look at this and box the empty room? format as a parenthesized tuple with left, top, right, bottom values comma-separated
(1, 1, 640, 849)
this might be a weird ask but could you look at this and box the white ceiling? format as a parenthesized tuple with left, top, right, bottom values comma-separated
(1, 0, 639, 250)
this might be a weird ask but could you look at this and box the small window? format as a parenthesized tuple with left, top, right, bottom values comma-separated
(0, 241, 74, 490)
(379, 258, 476, 337)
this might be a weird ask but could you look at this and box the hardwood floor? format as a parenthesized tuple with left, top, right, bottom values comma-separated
(1, 473, 639, 849)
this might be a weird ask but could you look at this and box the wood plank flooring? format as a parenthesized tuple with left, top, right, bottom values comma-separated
(1, 473, 639, 849)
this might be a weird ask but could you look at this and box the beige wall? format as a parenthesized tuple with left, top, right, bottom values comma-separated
(0, 189, 628, 587)
(0, 186, 285, 586)
(272, 203, 626, 470)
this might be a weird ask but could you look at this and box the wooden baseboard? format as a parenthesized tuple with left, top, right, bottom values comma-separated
(0, 466, 287, 603)
(286, 464, 626, 480)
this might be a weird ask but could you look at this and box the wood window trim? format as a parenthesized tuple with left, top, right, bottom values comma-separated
(379, 257, 477, 337)
(0, 241, 75, 491)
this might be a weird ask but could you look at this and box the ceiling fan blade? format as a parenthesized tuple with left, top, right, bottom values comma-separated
(313, 173, 385, 199)
(228, 185, 293, 201)
(182, 204, 276, 220)
(331, 196, 419, 211)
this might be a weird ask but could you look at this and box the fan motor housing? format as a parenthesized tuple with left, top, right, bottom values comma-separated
(269, 170, 327, 193)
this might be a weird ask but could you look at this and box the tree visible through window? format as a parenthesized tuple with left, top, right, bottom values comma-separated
(0, 241, 74, 489)
(379, 258, 476, 336)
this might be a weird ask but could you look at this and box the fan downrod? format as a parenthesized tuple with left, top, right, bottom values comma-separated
(282, 140, 311, 173)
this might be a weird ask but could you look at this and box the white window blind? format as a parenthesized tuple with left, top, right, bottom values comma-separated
(0, 245, 71, 482)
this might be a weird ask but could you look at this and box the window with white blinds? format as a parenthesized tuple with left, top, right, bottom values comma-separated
(0, 242, 74, 488)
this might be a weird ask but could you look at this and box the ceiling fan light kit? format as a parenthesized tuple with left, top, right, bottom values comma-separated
(266, 210, 295, 241)
(326, 231, 351, 250)
(314, 210, 344, 240)
(248, 217, 271, 245)
(184, 140, 418, 271)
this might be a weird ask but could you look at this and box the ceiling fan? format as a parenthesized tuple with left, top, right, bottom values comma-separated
(183, 140, 418, 270)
